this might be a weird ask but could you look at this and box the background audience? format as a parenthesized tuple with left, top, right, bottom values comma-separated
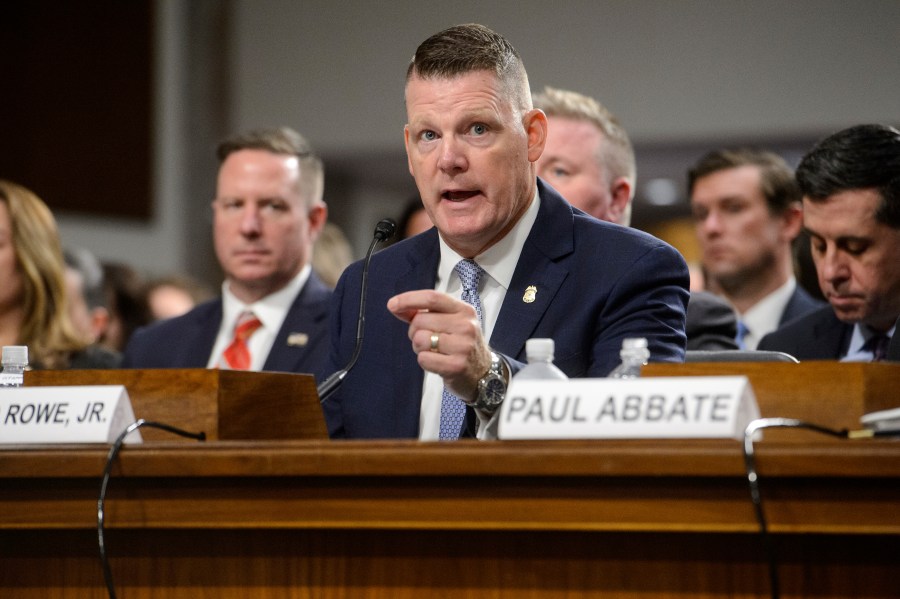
(100, 261, 152, 354)
(311, 222, 355, 288)
(532, 86, 739, 351)
(145, 274, 215, 321)
(63, 246, 110, 344)
(0, 179, 120, 369)
(122, 126, 332, 374)
(759, 124, 899, 361)
(688, 148, 823, 349)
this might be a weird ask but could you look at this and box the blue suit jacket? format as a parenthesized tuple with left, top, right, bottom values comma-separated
(757, 305, 852, 360)
(122, 273, 332, 374)
(320, 181, 690, 439)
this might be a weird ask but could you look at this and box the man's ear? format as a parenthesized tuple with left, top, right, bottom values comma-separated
(307, 203, 328, 240)
(608, 177, 634, 226)
(781, 202, 804, 241)
(404, 125, 415, 177)
(524, 109, 548, 163)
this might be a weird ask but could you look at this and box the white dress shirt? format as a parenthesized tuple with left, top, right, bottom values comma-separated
(739, 277, 798, 350)
(419, 188, 540, 441)
(207, 266, 312, 371)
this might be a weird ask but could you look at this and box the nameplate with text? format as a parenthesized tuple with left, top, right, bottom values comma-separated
(0, 385, 143, 444)
(499, 376, 759, 441)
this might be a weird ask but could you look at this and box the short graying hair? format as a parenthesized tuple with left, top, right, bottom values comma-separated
(533, 86, 636, 190)
(216, 127, 324, 207)
(406, 24, 532, 112)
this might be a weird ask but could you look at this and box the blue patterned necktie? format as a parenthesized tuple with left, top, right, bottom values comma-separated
(438, 259, 485, 440)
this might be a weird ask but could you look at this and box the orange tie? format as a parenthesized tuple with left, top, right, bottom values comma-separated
(222, 311, 262, 370)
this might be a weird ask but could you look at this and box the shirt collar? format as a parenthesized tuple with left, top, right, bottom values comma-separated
(220, 265, 311, 332)
(741, 277, 797, 338)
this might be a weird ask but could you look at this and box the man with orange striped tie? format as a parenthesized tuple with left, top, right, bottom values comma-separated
(122, 127, 332, 375)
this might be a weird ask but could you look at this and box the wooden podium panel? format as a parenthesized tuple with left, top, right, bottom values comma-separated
(3, 362, 897, 597)
(23, 369, 328, 441)
(643, 361, 899, 434)
(1, 439, 899, 598)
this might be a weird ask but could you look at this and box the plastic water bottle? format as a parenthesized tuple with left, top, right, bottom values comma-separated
(0, 345, 29, 387)
(608, 338, 649, 379)
(514, 338, 568, 380)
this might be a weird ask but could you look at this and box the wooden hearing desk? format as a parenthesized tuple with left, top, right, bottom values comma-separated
(1, 364, 898, 598)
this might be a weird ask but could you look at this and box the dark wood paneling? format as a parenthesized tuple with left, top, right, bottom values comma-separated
(0, 1, 153, 220)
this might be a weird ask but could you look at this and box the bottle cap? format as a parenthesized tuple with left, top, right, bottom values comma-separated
(525, 338, 555, 360)
(621, 337, 648, 350)
(2, 345, 28, 366)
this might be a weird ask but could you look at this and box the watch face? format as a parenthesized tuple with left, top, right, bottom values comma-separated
(481, 373, 506, 405)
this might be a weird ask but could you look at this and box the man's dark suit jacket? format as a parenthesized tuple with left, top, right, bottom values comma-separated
(686, 291, 738, 351)
(888, 316, 900, 361)
(757, 305, 852, 360)
(122, 273, 332, 374)
(780, 285, 824, 327)
(320, 181, 690, 439)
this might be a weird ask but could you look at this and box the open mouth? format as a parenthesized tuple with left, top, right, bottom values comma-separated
(442, 190, 480, 202)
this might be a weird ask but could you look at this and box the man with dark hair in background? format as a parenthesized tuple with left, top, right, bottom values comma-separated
(689, 148, 823, 349)
(321, 24, 689, 440)
(759, 124, 900, 360)
(123, 127, 331, 373)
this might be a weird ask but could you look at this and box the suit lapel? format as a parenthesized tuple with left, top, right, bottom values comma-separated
(263, 273, 330, 373)
(491, 183, 574, 361)
(178, 300, 223, 368)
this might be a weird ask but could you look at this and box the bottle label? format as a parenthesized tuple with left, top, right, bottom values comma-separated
(0, 373, 23, 387)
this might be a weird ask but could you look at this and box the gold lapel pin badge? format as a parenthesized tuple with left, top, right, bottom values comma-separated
(523, 285, 537, 303)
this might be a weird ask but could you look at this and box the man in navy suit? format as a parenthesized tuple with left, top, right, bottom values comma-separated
(759, 125, 900, 361)
(320, 24, 689, 440)
(123, 127, 331, 374)
(689, 148, 823, 349)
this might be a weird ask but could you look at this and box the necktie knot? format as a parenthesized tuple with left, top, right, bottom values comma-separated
(233, 311, 262, 341)
(455, 259, 484, 292)
(222, 311, 262, 370)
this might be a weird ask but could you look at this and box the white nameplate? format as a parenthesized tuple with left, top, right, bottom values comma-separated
(499, 376, 759, 441)
(0, 385, 143, 445)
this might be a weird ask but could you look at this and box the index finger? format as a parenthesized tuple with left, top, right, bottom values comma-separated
(387, 289, 459, 323)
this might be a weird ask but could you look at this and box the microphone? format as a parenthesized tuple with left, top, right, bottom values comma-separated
(317, 218, 396, 403)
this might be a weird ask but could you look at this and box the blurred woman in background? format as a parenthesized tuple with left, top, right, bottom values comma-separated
(0, 179, 119, 369)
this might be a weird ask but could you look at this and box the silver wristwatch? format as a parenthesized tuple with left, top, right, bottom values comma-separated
(469, 351, 510, 414)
